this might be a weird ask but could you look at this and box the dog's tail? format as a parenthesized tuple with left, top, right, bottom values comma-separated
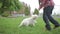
(18, 22, 23, 27)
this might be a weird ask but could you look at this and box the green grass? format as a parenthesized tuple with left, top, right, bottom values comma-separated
(0, 17, 60, 34)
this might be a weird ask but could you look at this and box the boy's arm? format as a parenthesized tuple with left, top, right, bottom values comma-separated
(38, 0, 46, 10)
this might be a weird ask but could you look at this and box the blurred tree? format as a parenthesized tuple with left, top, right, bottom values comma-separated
(0, 0, 23, 16)
(24, 5, 30, 16)
(33, 8, 39, 15)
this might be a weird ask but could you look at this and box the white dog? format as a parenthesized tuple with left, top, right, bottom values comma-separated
(19, 15, 38, 27)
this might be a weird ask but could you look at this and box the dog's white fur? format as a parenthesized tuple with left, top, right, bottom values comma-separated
(19, 15, 38, 27)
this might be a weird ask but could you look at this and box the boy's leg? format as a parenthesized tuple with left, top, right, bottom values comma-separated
(46, 6, 60, 29)
(43, 7, 51, 30)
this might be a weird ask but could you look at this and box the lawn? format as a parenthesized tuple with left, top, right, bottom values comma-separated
(0, 16, 60, 34)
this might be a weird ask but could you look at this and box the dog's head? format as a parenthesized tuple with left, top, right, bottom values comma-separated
(31, 14, 38, 20)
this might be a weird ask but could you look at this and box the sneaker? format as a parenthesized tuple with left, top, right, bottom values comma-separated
(45, 25, 51, 31)
(54, 24, 60, 29)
